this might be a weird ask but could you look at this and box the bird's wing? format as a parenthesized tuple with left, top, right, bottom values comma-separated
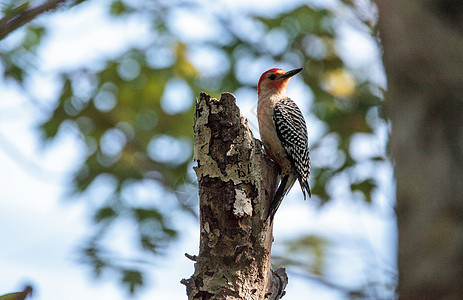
(273, 97, 311, 181)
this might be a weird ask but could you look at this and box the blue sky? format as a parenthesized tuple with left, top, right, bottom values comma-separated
(0, 0, 395, 299)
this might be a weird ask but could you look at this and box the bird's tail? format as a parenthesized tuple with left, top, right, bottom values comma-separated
(267, 173, 297, 221)
(298, 177, 311, 200)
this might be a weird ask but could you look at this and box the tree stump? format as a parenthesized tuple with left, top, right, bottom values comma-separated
(183, 92, 288, 299)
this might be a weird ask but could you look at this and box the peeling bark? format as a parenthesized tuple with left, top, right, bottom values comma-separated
(183, 92, 288, 299)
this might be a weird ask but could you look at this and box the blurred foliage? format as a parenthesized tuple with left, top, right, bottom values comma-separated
(273, 235, 328, 276)
(0, 0, 386, 296)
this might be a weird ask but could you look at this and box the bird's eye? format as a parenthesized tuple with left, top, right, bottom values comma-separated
(269, 74, 277, 80)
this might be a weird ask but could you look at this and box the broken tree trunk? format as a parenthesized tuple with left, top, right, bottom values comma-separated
(183, 92, 288, 299)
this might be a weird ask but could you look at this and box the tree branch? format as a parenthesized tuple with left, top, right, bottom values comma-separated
(0, 0, 69, 40)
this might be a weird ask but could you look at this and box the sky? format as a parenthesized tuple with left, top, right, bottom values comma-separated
(0, 0, 395, 299)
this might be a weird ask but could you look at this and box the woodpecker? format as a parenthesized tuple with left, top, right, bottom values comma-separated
(257, 68, 311, 220)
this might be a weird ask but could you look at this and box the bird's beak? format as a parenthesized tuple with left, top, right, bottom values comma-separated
(280, 68, 303, 80)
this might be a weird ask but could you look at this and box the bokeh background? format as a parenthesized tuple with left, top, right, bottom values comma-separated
(0, 0, 396, 299)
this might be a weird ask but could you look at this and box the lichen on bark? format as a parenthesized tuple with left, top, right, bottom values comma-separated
(184, 92, 287, 299)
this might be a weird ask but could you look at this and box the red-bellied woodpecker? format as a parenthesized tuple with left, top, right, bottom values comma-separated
(257, 68, 311, 220)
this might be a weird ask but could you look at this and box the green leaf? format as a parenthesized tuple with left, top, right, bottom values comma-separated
(140, 235, 158, 252)
(83, 246, 107, 277)
(110, 0, 128, 16)
(3, 62, 24, 83)
(94, 206, 117, 222)
(121, 269, 143, 294)
(22, 26, 46, 50)
(285, 235, 328, 275)
(162, 226, 178, 238)
(133, 208, 163, 222)
(2, 1, 30, 17)
(351, 179, 375, 203)
(40, 78, 73, 140)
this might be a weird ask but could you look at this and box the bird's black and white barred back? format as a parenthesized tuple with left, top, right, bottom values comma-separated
(273, 97, 311, 199)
